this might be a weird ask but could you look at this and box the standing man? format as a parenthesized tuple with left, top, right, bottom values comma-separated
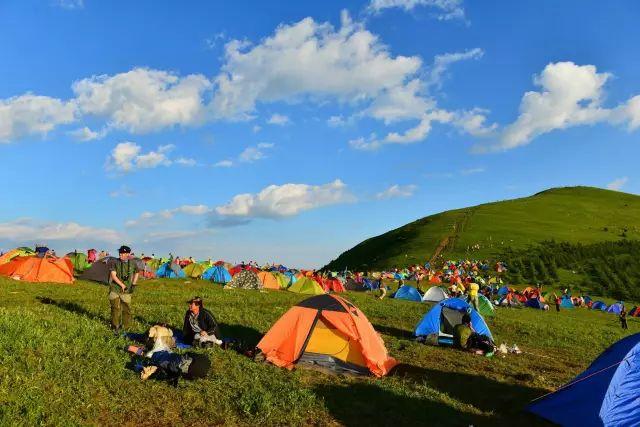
(469, 282, 480, 311)
(109, 245, 139, 333)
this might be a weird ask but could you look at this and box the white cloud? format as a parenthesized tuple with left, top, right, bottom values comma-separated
(267, 113, 291, 125)
(54, 0, 84, 10)
(109, 185, 135, 198)
(238, 143, 274, 163)
(67, 126, 106, 142)
(368, 0, 466, 21)
(0, 218, 122, 244)
(211, 11, 422, 119)
(204, 32, 226, 50)
(607, 177, 628, 191)
(108, 142, 175, 172)
(252, 125, 262, 133)
(73, 68, 212, 133)
(327, 115, 348, 127)
(126, 204, 212, 227)
(426, 48, 483, 89)
(375, 184, 417, 199)
(175, 157, 197, 167)
(214, 160, 234, 168)
(214, 179, 354, 219)
(460, 167, 484, 175)
(0, 94, 76, 142)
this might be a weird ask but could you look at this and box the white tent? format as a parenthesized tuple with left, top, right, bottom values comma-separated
(422, 286, 448, 303)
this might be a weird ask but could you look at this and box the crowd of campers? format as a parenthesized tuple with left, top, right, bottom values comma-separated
(2, 245, 640, 424)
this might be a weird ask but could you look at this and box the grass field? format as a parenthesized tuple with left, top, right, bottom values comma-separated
(0, 277, 636, 426)
(326, 186, 640, 270)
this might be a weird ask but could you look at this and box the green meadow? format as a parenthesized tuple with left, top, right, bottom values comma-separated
(0, 277, 635, 426)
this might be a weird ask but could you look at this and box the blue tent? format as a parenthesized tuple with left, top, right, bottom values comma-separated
(202, 265, 232, 284)
(363, 278, 379, 290)
(525, 298, 545, 310)
(415, 298, 493, 344)
(284, 271, 297, 286)
(592, 301, 608, 311)
(497, 286, 509, 296)
(560, 296, 574, 309)
(607, 303, 624, 315)
(393, 285, 422, 302)
(527, 333, 640, 426)
(155, 262, 185, 278)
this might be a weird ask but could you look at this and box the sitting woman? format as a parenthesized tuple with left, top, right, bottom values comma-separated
(183, 297, 223, 347)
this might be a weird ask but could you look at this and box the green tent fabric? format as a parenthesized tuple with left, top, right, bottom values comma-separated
(477, 294, 496, 317)
(182, 262, 208, 279)
(146, 258, 163, 271)
(288, 277, 324, 295)
(67, 252, 91, 273)
(272, 272, 291, 289)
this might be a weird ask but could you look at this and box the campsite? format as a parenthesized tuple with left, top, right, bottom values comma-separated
(4, 1, 640, 425)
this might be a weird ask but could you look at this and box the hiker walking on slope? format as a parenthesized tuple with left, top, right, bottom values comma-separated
(108, 245, 140, 333)
(554, 294, 561, 312)
(620, 307, 628, 330)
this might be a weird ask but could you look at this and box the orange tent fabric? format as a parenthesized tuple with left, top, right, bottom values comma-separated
(258, 271, 280, 290)
(257, 294, 397, 377)
(323, 278, 346, 293)
(0, 256, 74, 284)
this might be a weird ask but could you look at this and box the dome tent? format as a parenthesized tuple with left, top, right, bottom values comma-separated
(393, 285, 422, 302)
(0, 256, 74, 284)
(422, 286, 448, 303)
(258, 294, 397, 376)
(288, 277, 324, 295)
(202, 265, 232, 284)
(156, 262, 185, 278)
(225, 270, 262, 290)
(527, 333, 640, 426)
(415, 298, 492, 346)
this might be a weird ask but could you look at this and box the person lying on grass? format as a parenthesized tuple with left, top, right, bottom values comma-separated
(127, 345, 211, 382)
(453, 313, 495, 356)
(183, 296, 223, 348)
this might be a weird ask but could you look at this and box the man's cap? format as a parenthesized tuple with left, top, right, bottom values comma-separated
(118, 245, 132, 254)
(187, 296, 203, 304)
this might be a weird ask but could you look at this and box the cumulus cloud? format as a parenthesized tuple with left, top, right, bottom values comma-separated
(267, 113, 291, 125)
(67, 126, 106, 142)
(494, 62, 640, 151)
(0, 218, 122, 243)
(0, 94, 76, 142)
(214, 160, 234, 168)
(107, 142, 175, 172)
(126, 204, 211, 227)
(426, 48, 483, 89)
(214, 179, 354, 220)
(238, 143, 275, 163)
(368, 0, 466, 21)
(607, 177, 628, 191)
(375, 184, 417, 199)
(211, 11, 422, 119)
(73, 68, 212, 133)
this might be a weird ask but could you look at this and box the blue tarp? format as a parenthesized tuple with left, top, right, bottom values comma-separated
(415, 298, 493, 340)
(202, 265, 232, 284)
(528, 333, 640, 426)
(393, 285, 422, 302)
(155, 262, 185, 278)
(497, 286, 509, 296)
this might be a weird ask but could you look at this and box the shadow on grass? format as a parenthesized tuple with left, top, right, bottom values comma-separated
(371, 324, 414, 340)
(37, 296, 109, 324)
(391, 363, 549, 425)
(219, 323, 263, 347)
(313, 381, 482, 427)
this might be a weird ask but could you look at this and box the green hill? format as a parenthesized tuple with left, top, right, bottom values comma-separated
(325, 186, 640, 270)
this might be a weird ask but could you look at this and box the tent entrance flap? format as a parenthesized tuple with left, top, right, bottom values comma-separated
(300, 317, 367, 370)
(440, 307, 464, 336)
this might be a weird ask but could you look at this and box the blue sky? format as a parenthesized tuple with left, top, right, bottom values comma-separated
(1, 0, 640, 267)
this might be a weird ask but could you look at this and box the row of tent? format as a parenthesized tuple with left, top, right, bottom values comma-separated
(390, 285, 497, 318)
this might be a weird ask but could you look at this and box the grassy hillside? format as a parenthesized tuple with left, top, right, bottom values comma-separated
(325, 186, 640, 270)
(0, 277, 637, 426)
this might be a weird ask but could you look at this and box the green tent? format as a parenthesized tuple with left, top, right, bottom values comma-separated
(272, 272, 291, 289)
(182, 262, 208, 279)
(477, 294, 496, 317)
(67, 252, 91, 273)
(288, 277, 324, 295)
(146, 258, 163, 271)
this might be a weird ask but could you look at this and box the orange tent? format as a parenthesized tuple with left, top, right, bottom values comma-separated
(257, 294, 397, 377)
(257, 271, 280, 290)
(323, 278, 346, 293)
(0, 256, 74, 284)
